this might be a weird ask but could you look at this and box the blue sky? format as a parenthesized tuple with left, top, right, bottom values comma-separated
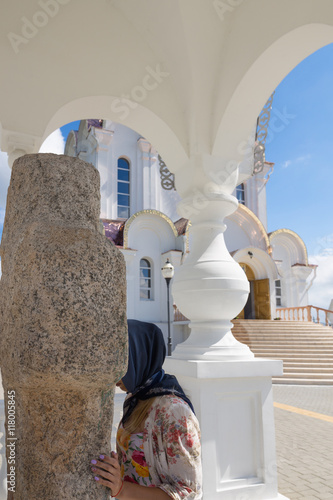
(265, 43, 333, 256)
(1, 44, 333, 307)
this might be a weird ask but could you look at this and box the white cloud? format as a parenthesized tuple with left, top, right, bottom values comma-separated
(39, 128, 65, 154)
(308, 252, 333, 310)
(281, 154, 311, 169)
(282, 159, 291, 169)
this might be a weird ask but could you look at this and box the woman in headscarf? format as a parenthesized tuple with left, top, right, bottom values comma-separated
(91, 319, 202, 499)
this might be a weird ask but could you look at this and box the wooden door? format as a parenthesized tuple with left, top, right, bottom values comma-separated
(254, 278, 271, 319)
(238, 263, 255, 319)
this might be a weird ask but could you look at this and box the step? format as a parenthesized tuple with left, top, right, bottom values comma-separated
(233, 332, 333, 337)
(235, 338, 333, 344)
(254, 355, 333, 361)
(232, 321, 329, 324)
(250, 346, 333, 358)
(232, 325, 333, 331)
(246, 350, 333, 355)
(253, 352, 333, 358)
(247, 344, 333, 349)
(235, 332, 333, 337)
(233, 329, 333, 334)
(272, 378, 333, 385)
(282, 367, 333, 374)
(283, 361, 333, 368)
(232, 328, 331, 332)
(232, 321, 330, 326)
(232, 320, 333, 385)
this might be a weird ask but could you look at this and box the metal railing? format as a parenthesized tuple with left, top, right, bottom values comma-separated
(276, 305, 333, 327)
(174, 304, 333, 326)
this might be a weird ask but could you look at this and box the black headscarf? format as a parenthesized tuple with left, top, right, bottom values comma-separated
(121, 319, 194, 425)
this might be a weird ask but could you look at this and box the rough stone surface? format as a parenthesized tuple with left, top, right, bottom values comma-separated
(0, 154, 128, 499)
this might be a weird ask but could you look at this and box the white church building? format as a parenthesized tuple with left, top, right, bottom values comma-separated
(65, 119, 317, 347)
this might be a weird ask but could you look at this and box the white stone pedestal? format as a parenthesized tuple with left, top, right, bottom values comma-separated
(164, 357, 289, 500)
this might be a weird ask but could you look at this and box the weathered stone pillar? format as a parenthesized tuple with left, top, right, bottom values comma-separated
(0, 154, 128, 499)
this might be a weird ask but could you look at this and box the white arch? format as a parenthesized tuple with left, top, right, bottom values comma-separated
(42, 96, 188, 173)
(233, 247, 279, 281)
(269, 229, 309, 266)
(213, 24, 333, 160)
(124, 209, 178, 250)
(225, 204, 270, 254)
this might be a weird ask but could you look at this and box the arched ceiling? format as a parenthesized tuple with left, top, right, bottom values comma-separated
(1, 0, 333, 171)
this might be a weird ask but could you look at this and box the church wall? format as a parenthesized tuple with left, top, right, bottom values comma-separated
(242, 171, 268, 232)
(95, 123, 143, 219)
(126, 216, 178, 325)
(114, 124, 142, 219)
(72, 120, 314, 325)
(159, 185, 182, 222)
(224, 219, 252, 253)
(256, 176, 268, 231)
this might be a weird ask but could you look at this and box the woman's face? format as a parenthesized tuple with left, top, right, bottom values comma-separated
(116, 379, 128, 392)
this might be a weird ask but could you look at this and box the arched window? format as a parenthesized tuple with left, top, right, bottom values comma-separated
(140, 258, 153, 300)
(236, 183, 245, 205)
(117, 157, 130, 218)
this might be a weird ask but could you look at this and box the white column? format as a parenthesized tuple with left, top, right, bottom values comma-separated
(94, 128, 114, 219)
(172, 153, 252, 360)
(291, 265, 314, 307)
(135, 140, 144, 214)
(138, 138, 154, 210)
(1, 130, 41, 168)
(164, 153, 287, 500)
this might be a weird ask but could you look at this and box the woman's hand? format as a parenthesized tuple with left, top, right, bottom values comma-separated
(90, 452, 172, 499)
(91, 452, 123, 497)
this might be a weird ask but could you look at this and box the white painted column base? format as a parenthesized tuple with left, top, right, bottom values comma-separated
(164, 357, 289, 500)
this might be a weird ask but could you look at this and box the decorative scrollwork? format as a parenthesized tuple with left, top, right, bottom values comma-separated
(158, 154, 175, 190)
(253, 141, 265, 174)
(254, 92, 275, 174)
(256, 92, 274, 144)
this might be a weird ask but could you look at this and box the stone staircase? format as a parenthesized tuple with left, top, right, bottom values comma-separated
(232, 319, 333, 385)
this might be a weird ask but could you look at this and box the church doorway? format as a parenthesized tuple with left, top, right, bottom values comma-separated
(238, 263, 271, 319)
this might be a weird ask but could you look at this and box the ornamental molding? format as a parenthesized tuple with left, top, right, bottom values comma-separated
(137, 137, 151, 153)
(94, 127, 114, 148)
(2, 129, 40, 150)
(237, 204, 271, 255)
(123, 209, 178, 249)
(253, 92, 275, 174)
(158, 154, 175, 190)
(233, 247, 279, 281)
(1, 130, 42, 168)
(268, 229, 308, 265)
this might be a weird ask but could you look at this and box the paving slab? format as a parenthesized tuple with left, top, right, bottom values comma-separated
(273, 385, 333, 500)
